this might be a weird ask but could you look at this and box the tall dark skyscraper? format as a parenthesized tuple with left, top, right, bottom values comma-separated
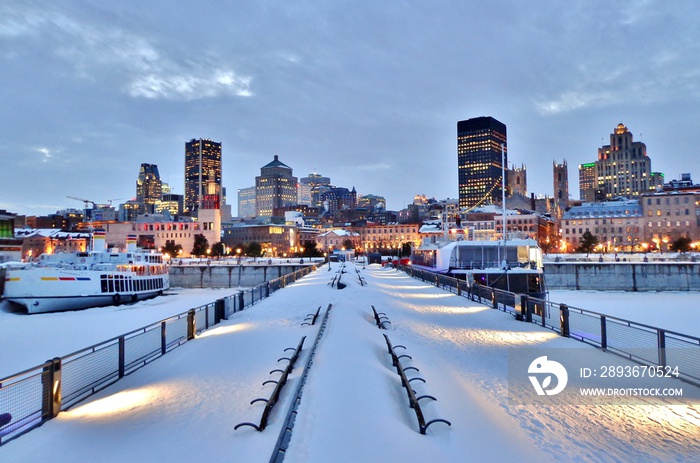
(136, 163, 162, 213)
(184, 138, 222, 214)
(457, 116, 507, 210)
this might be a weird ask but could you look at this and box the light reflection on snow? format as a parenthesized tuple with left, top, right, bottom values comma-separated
(416, 327, 559, 346)
(197, 322, 253, 338)
(65, 387, 165, 419)
(397, 292, 453, 299)
(426, 305, 491, 315)
(372, 283, 432, 290)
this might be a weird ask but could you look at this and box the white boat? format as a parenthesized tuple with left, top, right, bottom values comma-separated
(411, 237, 547, 299)
(2, 232, 169, 314)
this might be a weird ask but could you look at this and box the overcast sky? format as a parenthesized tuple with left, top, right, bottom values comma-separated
(2, 1, 699, 217)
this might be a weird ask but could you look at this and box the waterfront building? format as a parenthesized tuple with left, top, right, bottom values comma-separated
(15, 229, 90, 261)
(596, 124, 653, 200)
(640, 188, 700, 250)
(457, 116, 507, 210)
(561, 199, 643, 252)
(351, 223, 421, 253)
(255, 155, 298, 218)
(184, 138, 222, 214)
(222, 223, 318, 256)
(317, 229, 361, 254)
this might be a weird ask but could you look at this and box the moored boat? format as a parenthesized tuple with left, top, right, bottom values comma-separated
(2, 232, 169, 313)
(411, 237, 547, 299)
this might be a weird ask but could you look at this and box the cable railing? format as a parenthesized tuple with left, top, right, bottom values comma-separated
(399, 265, 700, 388)
(0, 264, 318, 446)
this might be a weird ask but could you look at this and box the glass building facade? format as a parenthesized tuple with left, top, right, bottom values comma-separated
(457, 116, 507, 210)
(184, 138, 222, 214)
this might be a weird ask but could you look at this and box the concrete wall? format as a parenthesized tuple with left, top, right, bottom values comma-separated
(169, 264, 313, 288)
(544, 262, 700, 291)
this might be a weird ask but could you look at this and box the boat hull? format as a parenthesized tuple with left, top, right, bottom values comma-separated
(3, 267, 169, 314)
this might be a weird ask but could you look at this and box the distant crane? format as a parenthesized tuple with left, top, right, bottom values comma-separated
(67, 196, 97, 221)
(104, 198, 124, 207)
(67, 196, 96, 209)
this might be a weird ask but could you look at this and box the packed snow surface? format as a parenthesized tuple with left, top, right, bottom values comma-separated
(2, 264, 699, 462)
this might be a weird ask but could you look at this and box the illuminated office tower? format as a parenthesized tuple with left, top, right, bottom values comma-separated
(255, 155, 298, 218)
(457, 116, 507, 209)
(184, 138, 222, 214)
(578, 162, 598, 202)
(136, 163, 162, 213)
(596, 123, 652, 199)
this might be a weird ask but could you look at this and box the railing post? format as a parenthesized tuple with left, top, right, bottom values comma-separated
(187, 309, 196, 340)
(118, 336, 125, 378)
(237, 291, 244, 311)
(600, 316, 607, 350)
(435, 274, 439, 287)
(560, 304, 570, 337)
(215, 298, 225, 324)
(41, 358, 62, 421)
(522, 295, 531, 322)
(657, 330, 667, 367)
(491, 290, 497, 309)
(161, 321, 167, 355)
(265, 281, 270, 298)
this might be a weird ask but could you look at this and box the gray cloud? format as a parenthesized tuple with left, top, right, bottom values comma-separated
(2, 1, 700, 217)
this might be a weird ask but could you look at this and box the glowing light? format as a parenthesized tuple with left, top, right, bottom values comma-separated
(197, 322, 253, 338)
(419, 327, 559, 347)
(66, 387, 162, 419)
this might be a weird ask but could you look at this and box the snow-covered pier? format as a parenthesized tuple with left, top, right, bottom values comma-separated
(2, 263, 700, 462)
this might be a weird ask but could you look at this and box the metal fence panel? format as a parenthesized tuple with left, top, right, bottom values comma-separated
(0, 367, 45, 444)
(61, 342, 120, 407)
(665, 334, 700, 383)
(124, 327, 162, 372)
(164, 316, 188, 350)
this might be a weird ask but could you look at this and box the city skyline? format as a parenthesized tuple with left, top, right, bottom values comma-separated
(2, 2, 700, 217)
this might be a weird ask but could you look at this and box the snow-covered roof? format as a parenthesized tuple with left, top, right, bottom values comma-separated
(318, 229, 359, 237)
(14, 228, 91, 239)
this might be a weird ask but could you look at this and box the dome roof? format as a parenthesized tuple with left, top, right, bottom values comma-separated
(262, 155, 291, 169)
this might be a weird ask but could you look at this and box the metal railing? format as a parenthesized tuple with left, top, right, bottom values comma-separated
(0, 264, 318, 446)
(399, 265, 700, 388)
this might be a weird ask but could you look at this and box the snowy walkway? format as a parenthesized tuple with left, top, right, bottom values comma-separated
(2, 264, 700, 462)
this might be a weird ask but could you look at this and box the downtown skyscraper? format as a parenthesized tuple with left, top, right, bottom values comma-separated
(255, 155, 298, 218)
(457, 116, 507, 210)
(136, 163, 162, 213)
(184, 138, 222, 214)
